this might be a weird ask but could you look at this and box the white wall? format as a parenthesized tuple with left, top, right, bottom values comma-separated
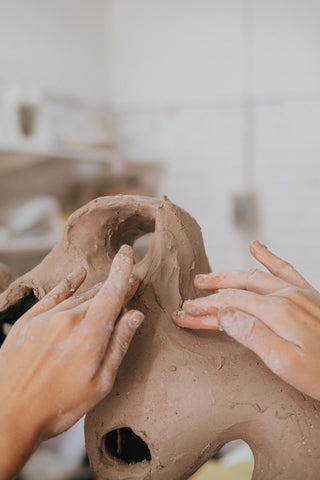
(105, 0, 320, 287)
(0, 0, 107, 102)
(3, 0, 320, 105)
(104, 0, 320, 107)
(104, 0, 244, 107)
(253, 0, 320, 98)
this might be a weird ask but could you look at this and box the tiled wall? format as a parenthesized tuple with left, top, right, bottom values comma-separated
(114, 97, 320, 289)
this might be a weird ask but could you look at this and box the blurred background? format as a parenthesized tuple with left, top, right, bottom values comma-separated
(1, 0, 320, 478)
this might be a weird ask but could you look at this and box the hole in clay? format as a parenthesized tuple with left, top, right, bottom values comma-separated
(107, 215, 155, 262)
(196, 440, 253, 479)
(132, 232, 154, 263)
(0, 290, 38, 345)
(2, 323, 12, 335)
(103, 427, 152, 464)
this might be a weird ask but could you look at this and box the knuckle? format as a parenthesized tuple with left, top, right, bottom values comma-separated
(276, 286, 302, 302)
(275, 296, 294, 317)
(288, 287, 303, 298)
(282, 260, 295, 273)
(240, 315, 259, 344)
(247, 268, 263, 283)
(268, 350, 286, 375)
(62, 277, 73, 292)
(248, 268, 262, 278)
(283, 286, 300, 298)
(242, 321, 256, 342)
(54, 311, 79, 325)
(115, 335, 130, 355)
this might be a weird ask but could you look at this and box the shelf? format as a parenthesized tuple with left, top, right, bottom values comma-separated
(0, 145, 163, 181)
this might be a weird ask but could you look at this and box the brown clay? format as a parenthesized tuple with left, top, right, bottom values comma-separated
(0, 263, 13, 295)
(0, 196, 320, 480)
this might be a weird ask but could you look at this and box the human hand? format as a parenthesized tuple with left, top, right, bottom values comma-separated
(173, 240, 320, 401)
(0, 245, 143, 479)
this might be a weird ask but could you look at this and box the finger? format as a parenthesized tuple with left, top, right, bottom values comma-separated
(195, 269, 288, 295)
(250, 240, 312, 289)
(272, 286, 320, 319)
(218, 307, 300, 378)
(172, 310, 220, 330)
(124, 274, 140, 304)
(182, 289, 308, 343)
(183, 290, 261, 316)
(52, 273, 140, 315)
(58, 281, 139, 324)
(69, 274, 139, 312)
(97, 310, 144, 386)
(20, 267, 87, 321)
(80, 245, 134, 341)
(50, 269, 139, 330)
(59, 298, 92, 321)
(52, 282, 102, 312)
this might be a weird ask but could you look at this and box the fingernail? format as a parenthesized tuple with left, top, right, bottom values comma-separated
(196, 274, 207, 280)
(172, 310, 184, 318)
(172, 310, 186, 325)
(195, 274, 208, 283)
(129, 311, 144, 328)
(183, 301, 200, 315)
(67, 267, 87, 282)
(119, 244, 133, 257)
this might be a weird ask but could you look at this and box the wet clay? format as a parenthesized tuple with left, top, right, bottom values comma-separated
(0, 196, 320, 480)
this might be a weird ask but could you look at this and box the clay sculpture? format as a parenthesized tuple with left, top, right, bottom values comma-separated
(0, 196, 320, 480)
(0, 263, 13, 295)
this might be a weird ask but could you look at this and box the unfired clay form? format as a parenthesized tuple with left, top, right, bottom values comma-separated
(0, 263, 13, 295)
(0, 196, 320, 480)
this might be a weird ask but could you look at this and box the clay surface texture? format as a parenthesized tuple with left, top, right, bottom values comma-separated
(1, 196, 320, 480)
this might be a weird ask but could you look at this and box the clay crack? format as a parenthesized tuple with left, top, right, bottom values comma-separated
(229, 402, 268, 414)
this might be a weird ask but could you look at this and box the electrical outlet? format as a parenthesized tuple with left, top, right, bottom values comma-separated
(232, 192, 258, 230)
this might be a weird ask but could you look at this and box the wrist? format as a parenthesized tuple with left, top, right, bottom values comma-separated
(0, 387, 42, 479)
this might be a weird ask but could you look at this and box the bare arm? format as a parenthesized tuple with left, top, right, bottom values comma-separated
(0, 245, 143, 480)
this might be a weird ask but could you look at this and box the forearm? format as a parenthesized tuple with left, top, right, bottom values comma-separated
(0, 391, 41, 480)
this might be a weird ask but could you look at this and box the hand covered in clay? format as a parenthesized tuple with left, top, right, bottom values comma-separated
(173, 240, 320, 401)
(0, 245, 143, 480)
